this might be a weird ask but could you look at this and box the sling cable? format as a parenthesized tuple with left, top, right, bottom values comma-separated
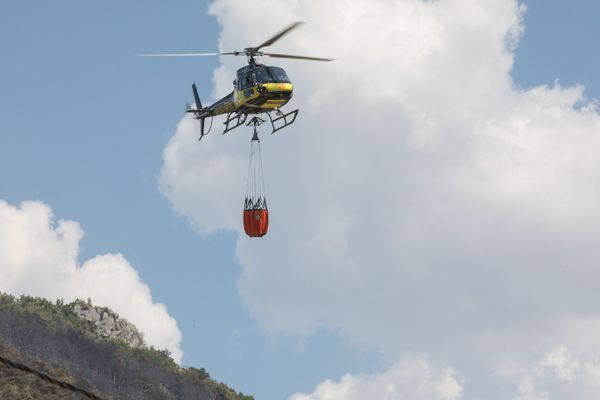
(243, 117, 269, 237)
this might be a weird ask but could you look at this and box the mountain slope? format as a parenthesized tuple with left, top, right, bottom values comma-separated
(0, 293, 253, 400)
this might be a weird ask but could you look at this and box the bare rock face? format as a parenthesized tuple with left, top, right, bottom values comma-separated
(70, 300, 146, 348)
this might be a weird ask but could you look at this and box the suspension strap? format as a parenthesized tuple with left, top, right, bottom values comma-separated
(245, 118, 268, 210)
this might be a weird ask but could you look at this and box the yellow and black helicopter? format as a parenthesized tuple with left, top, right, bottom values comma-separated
(141, 22, 333, 140)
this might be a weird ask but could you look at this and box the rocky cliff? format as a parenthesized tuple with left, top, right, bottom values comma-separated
(71, 299, 146, 349)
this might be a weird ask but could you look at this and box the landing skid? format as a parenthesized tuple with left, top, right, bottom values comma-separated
(223, 112, 248, 134)
(267, 109, 298, 134)
(222, 109, 299, 135)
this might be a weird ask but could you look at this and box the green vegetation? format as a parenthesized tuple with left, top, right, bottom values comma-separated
(0, 292, 254, 400)
(1, 293, 97, 336)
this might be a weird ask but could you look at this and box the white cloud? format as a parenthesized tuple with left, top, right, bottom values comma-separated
(160, 0, 600, 397)
(537, 347, 578, 381)
(289, 355, 463, 400)
(501, 345, 600, 400)
(0, 200, 183, 362)
(514, 375, 548, 400)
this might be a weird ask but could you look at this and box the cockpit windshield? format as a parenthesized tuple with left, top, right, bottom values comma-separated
(237, 65, 291, 88)
(267, 67, 290, 83)
(253, 66, 291, 84)
(254, 68, 270, 84)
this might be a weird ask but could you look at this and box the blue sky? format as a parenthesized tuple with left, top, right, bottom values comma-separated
(2, 1, 600, 399)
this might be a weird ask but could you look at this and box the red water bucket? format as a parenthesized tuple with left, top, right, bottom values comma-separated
(243, 209, 269, 237)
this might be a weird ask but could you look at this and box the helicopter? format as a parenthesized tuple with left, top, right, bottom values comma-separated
(140, 22, 333, 140)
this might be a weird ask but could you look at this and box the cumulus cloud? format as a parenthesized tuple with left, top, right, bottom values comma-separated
(493, 345, 600, 400)
(160, 0, 600, 396)
(0, 200, 183, 362)
(290, 355, 463, 400)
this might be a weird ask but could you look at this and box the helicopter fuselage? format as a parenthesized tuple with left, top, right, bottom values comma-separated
(201, 64, 294, 117)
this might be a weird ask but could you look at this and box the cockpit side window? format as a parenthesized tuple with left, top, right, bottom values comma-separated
(242, 73, 254, 89)
(237, 69, 255, 90)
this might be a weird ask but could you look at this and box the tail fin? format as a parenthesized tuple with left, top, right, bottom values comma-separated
(192, 83, 203, 110)
(189, 83, 208, 141)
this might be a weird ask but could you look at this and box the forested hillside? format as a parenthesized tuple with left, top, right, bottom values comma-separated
(0, 293, 253, 400)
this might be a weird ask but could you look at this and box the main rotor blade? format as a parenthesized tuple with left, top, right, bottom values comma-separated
(254, 21, 305, 51)
(136, 52, 238, 57)
(263, 52, 334, 62)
